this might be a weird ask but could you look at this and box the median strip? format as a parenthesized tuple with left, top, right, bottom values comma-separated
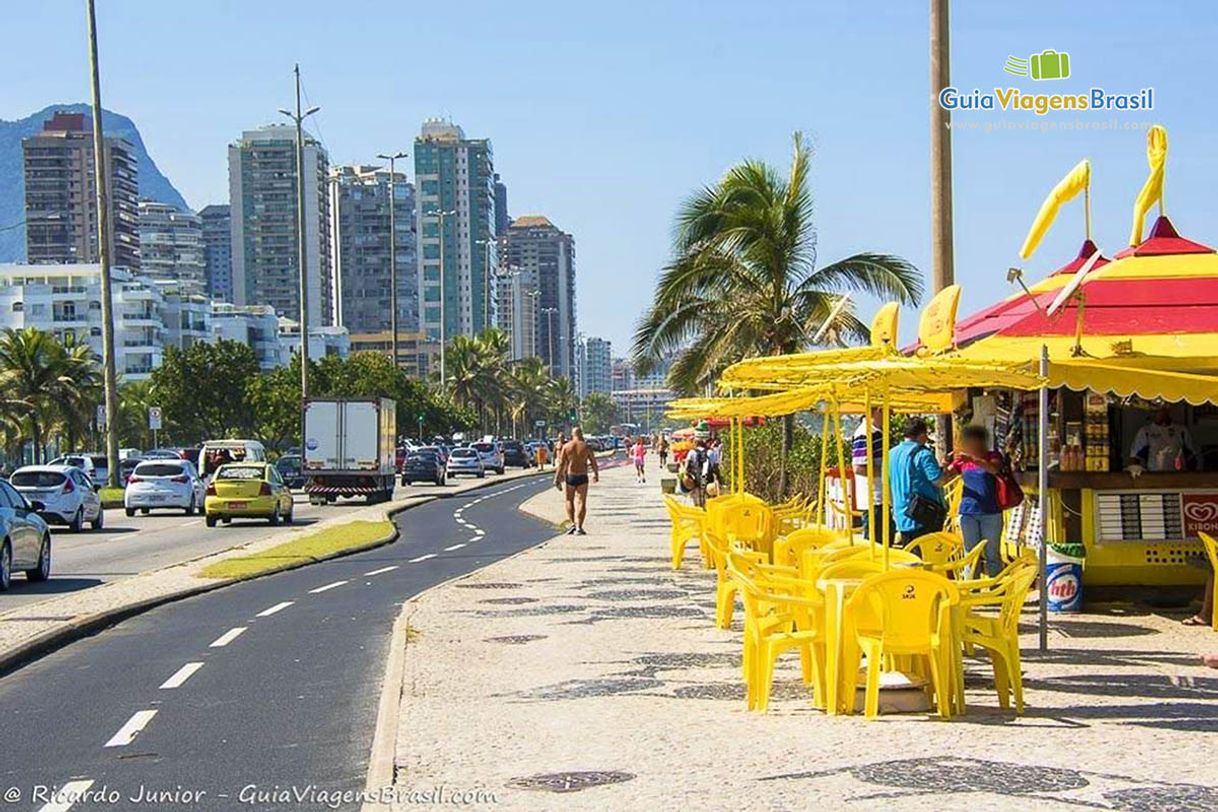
(196, 520, 395, 580)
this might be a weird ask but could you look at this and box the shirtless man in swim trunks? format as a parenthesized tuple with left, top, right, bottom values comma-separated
(555, 426, 599, 535)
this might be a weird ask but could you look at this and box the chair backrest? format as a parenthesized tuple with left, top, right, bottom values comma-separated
(818, 558, 885, 582)
(1199, 532, 1218, 571)
(905, 531, 964, 566)
(820, 545, 923, 568)
(774, 526, 843, 567)
(997, 564, 1039, 639)
(847, 569, 959, 650)
(718, 501, 773, 545)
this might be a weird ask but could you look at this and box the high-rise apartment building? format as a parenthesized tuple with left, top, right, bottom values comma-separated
(577, 335, 612, 398)
(414, 120, 495, 345)
(331, 165, 417, 337)
(199, 204, 233, 302)
(493, 173, 509, 236)
(500, 215, 576, 378)
(22, 111, 140, 269)
(228, 124, 332, 325)
(137, 201, 206, 294)
(496, 267, 540, 361)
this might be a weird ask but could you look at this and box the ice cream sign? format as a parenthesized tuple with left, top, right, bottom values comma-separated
(939, 49, 1155, 115)
(1183, 494, 1218, 538)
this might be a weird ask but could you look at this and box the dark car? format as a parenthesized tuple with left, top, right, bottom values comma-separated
(502, 440, 533, 468)
(118, 456, 143, 486)
(274, 454, 306, 489)
(401, 450, 446, 486)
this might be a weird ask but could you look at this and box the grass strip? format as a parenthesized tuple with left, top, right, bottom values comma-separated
(198, 519, 395, 580)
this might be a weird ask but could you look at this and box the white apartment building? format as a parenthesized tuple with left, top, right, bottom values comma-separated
(276, 318, 351, 365)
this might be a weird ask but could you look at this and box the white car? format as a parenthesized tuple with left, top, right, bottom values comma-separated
(124, 459, 206, 516)
(10, 465, 104, 532)
(471, 441, 505, 475)
(49, 453, 109, 489)
(446, 447, 486, 478)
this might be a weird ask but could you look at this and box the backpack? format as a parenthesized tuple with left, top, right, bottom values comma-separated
(681, 450, 706, 491)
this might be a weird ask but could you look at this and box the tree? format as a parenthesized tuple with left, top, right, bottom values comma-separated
(0, 328, 96, 461)
(581, 392, 619, 434)
(115, 379, 156, 449)
(150, 340, 260, 443)
(631, 132, 922, 494)
(545, 377, 579, 430)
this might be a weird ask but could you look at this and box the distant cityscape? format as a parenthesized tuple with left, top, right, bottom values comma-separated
(2, 104, 663, 406)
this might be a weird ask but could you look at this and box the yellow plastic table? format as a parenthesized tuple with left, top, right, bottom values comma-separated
(815, 576, 864, 715)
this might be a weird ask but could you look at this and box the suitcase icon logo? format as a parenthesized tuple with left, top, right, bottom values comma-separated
(1004, 50, 1071, 81)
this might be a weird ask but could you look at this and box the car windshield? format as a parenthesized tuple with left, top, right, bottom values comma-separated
(410, 452, 437, 461)
(59, 456, 88, 468)
(216, 465, 266, 480)
(11, 471, 66, 488)
(134, 463, 187, 477)
(451, 449, 477, 458)
(473, 443, 494, 453)
(90, 456, 108, 468)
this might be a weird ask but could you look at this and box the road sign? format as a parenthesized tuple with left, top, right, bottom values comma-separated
(534, 419, 546, 428)
(96, 404, 106, 429)
(148, 407, 163, 431)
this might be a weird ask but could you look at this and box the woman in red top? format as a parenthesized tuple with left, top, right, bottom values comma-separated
(946, 425, 1006, 577)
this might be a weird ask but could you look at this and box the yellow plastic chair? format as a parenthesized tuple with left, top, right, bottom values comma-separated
(728, 551, 824, 711)
(717, 501, 775, 556)
(943, 476, 963, 535)
(705, 529, 777, 629)
(844, 570, 961, 720)
(931, 542, 986, 581)
(905, 531, 965, 568)
(819, 545, 923, 569)
(662, 494, 706, 570)
(773, 526, 843, 569)
(959, 562, 1039, 713)
(1198, 532, 1218, 632)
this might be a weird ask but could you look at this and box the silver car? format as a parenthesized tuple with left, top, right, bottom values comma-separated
(11, 465, 104, 532)
(0, 479, 52, 590)
(446, 447, 486, 478)
(124, 459, 206, 516)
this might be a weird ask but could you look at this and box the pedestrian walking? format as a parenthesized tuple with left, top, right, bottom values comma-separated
(632, 436, 647, 483)
(852, 408, 892, 544)
(555, 427, 599, 535)
(682, 439, 711, 507)
(657, 436, 670, 469)
(946, 425, 1006, 576)
(888, 418, 950, 545)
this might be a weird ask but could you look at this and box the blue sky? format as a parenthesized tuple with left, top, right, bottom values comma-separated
(5, 1, 1218, 353)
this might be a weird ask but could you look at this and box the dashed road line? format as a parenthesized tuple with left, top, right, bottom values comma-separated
(255, 601, 294, 617)
(308, 580, 348, 594)
(209, 627, 246, 648)
(159, 662, 204, 689)
(36, 779, 95, 812)
(364, 565, 398, 576)
(409, 553, 436, 563)
(444, 543, 466, 551)
(104, 709, 157, 747)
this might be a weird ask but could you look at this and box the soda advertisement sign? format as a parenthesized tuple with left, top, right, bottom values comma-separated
(1182, 493, 1218, 537)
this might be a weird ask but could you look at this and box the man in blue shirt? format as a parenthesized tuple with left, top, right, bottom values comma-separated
(888, 418, 950, 544)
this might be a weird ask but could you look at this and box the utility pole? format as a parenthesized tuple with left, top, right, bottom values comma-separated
(930, 0, 955, 449)
(432, 208, 456, 389)
(279, 65, 319, 450)
(85, 0, 119, 487)
(377, 152, 408, 366)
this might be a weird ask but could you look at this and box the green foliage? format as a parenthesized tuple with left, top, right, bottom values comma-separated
(720, 420, 851, 503)
(150, 340, 261, 444)
(581, 392, 619, 434)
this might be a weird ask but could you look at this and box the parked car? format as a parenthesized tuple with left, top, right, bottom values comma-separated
(0, 479, 52, 590)
(10, 465, 104, 531)
(502, 440, 533, 469)
(143, 448, 185, 460)
(471, 441, 505, 475)
(47, 454, 97, 487)
(124, 459, 206, 516)
(446, 447, 486, 478)
(401, 449, 446, 486)
(414, 444, 449, 466)
(118, 456, 143, 486)
(204, 462, 294, 527)
(274, 454, 306, 489)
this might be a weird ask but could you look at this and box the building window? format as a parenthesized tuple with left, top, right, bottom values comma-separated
(11, 302, 22, 312)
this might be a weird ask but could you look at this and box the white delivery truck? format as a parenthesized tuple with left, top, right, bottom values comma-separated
(303, 397, 397, 504)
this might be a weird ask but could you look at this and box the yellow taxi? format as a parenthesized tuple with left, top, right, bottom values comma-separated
(204, 462, 295, 527)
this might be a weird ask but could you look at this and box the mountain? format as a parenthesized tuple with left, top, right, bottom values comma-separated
(0, 104, 190, 262)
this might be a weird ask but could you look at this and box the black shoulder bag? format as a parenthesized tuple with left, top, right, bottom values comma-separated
(903, 447, 947, 530)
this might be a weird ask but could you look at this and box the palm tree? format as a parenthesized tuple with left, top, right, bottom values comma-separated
(0, 328, 95, 462)
(632, 132, 923, 493)
(507, 357, 549, 437)
(545, 376, 579, 430)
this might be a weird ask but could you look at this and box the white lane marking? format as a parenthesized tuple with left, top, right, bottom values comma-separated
(409, 553, 436, 563)
(104, 709, 158, 747)
(37, 779, 95, 812)
(474, 528, 486, 536)
(159, 662, 204, 689)
(364, 565, 398, 576)
(209, 627, 247, 648)
(444, 543, 466, 551)
(308, 580, 348, 594)
(256, 601, 294, 617)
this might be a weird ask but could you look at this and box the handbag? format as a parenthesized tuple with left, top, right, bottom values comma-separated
(995, 456, 1025, 510)
(903, 447, 948, 530)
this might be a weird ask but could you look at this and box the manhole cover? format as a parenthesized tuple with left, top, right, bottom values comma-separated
(484, 635, 547, 645)
(455, 582, 523, 590)
(507, 771, 636, 793)
(480, 597, 539, 605)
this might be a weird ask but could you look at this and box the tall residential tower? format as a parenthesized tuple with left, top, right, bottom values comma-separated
(500, 215, 576, 378)
(199, 204, 233, 301)
(137, 201, 206, 294)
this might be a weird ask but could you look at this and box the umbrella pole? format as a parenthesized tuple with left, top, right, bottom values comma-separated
(833, 402, 853, 544)
(865, 391, 876, 558)
(1039, 345, 1050, 651)
(882, 388, 891, 571)
(737, 418, 745, 495)
(817, 405, 830, 531)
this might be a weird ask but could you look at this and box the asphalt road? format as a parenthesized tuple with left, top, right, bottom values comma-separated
(0, 474, 558, 811)
(0, 476, 522, 612)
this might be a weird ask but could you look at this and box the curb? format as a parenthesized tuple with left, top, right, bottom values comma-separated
(0, 468, 550, 678)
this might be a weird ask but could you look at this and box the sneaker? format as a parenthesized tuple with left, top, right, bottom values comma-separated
(565, 525, 577, 535)
(575, 528, 587, 536)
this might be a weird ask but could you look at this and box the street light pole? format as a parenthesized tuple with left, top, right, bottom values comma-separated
(377, 152, 408, 366)
(85, 0, 119, 485)
(279, 66, 320, 451)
